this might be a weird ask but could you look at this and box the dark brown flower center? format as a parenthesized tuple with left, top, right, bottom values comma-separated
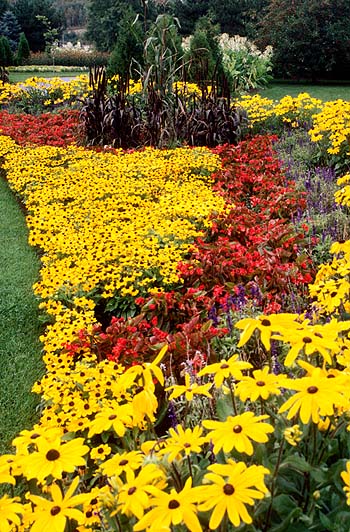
(184, 443, 191, 448)
(233, 425, 243, 433)
(220, 363, 229, 369)
(307, 386, 318, 394)
(128, 487, 137, 495)
(223, 483, 235, 495)
(98, 447, 104, 454)
(46, 449, 60, 461)
(256, 381, 266, 386)
(50, 505, 61, 516)
(108, 414, 117, 420)
(303, 337, 312, 344)
(119, 459, 128, 466)
(168, 499, 180, 509)
(30, 433, 40, 440)
(261, 319, 271, 327)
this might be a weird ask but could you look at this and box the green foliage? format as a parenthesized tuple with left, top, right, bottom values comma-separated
(106, 7, 144, 81)
(172, 0, 269, 37)
(0, 9, 21, 51)
(28, 49, 109, 67)
(0, 34, 13, 65)
(13, 0, 64, 53)
(219, 33, 273, 94)
(185, 16, 222, 85)
(0, 0, 9, 18)
(257, 0, 350, 80)
(173, 0, 212, 35)
(15, 31, 30, 64)
(86, 0, 158, 52)
(144, 13, 183, 94)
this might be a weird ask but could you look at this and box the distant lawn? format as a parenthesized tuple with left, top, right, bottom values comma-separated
(9, 70, 88, 83)
(0, 175, 43, 453)
(259, 82, 350, 101)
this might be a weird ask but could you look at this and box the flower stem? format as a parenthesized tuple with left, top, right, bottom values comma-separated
(187, 454, 193, 482)
(264, 439, 285, 532)
(228, 378, 238, 415)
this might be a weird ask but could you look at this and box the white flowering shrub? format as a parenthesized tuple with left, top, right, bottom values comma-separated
(218, 34, 273, 94)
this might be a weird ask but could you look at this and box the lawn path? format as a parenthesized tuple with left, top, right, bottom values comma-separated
(0, 175, 43, 453)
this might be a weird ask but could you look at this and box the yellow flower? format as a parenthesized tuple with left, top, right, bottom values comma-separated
(166, 373, 212, 401)
(341, 461, 350, 505)
(198, 354, 252, 387)
(100, 450, 144, 478)
(0, 495, 23, 532)
(275, 320, 343, 366)
(235, 366, 283, 401)
(133, 478, 202, 532)
(203, 411, 274, 455)
(279, 368, 347, 424)
(90, 444, 111, 462)
(159, 425, 207, 462)
(87, 403, 133, 437)
(283, 424, 303, 446)
(0, 454, 17, 485)
(21, 437, 89, 482)
(125, 345, 168, 388)
(110, 464, 166, 520)
(235, 313, 299, 350)
(28, 476, 90, 532)
(196, 460, 269, 529)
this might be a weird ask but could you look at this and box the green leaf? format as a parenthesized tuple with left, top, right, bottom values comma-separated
(319, 512, 333, 529)
(272, 494, 298, 517)
(280, 455, 312, 473)
(215, 394, 234, 421)
(269, 507, 303, 531)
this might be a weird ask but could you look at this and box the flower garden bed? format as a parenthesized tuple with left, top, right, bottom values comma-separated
(1, 84, 350, 531)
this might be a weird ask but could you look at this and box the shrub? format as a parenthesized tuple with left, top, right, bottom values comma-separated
(27, 49, 110, 67)
(15, 32, 30, 65)
(218, 33, 273, 94)
(0, 35, 13, 66)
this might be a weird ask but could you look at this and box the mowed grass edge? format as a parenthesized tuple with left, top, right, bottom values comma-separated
(0, 174, 44, 454)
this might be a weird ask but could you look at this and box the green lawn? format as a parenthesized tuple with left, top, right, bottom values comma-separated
(9, 70, 87, 83)
(259, 82, 350, 101)
(0, 175, 43, 453)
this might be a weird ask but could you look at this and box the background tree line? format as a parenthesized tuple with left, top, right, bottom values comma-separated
(0, 0, 349, 81)
(87, 0, 350, 81)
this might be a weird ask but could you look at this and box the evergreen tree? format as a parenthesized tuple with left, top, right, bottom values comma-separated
(107, 7, 144, 80)
(173, 0, 211, 35)
(13, 0, 64, 52)
(0, 10, 21, 51)
(185, 16, 221, 84)
(16, 31, 30, 64)
(86, 0, 159, 52)
(0, 34, 13, 65)
(0, 0, 9, 18)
